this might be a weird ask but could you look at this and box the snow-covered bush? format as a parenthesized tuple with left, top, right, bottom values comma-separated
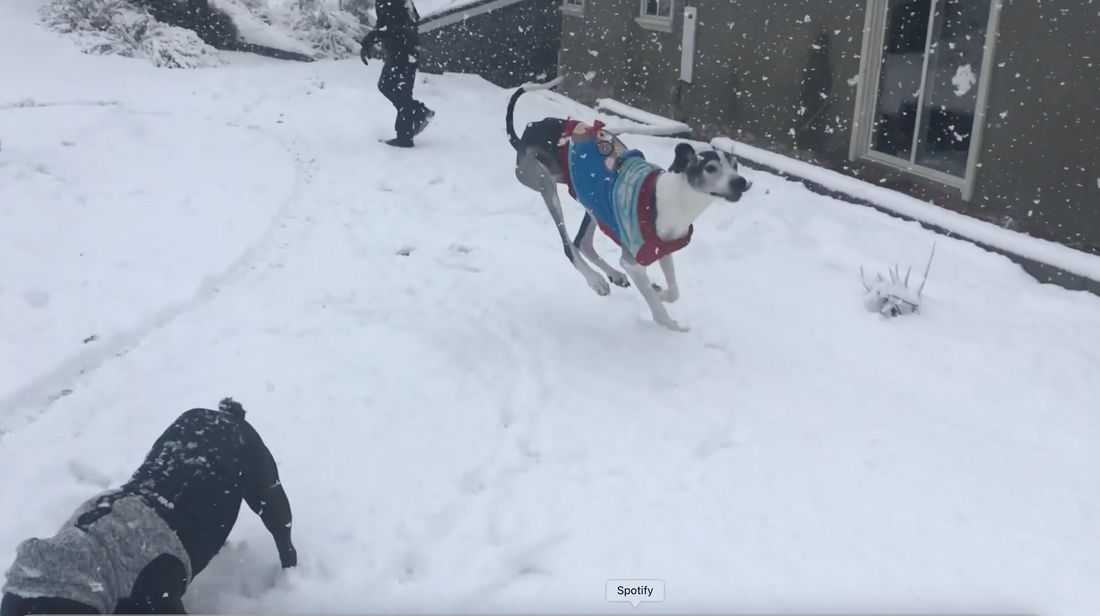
(39, 0, 365, 67)
(860, 244, 936, 318)
(280, 0, 366, 60)
(40, 0, 226, 68)
(336, 0, 374, 26)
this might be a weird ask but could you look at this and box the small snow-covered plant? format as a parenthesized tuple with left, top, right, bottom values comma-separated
(281, 0, 367, 60)
(860, 243, 936, 318)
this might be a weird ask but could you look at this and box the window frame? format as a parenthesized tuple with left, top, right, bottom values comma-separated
(636, 0, 674, 32)
(561, 0, 583, 17)
(849, 0, 1004, 200)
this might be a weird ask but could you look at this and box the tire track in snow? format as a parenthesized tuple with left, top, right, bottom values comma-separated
(0, 118, 311, 439)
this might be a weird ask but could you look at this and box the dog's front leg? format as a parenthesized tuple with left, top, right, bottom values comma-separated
(549, 197, 611, 296)
(620, 250, 689, 332)
(655, 256, 680, 303)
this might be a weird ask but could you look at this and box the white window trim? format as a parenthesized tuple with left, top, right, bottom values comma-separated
(560, 0, 583, 17)
(849, 0, 1004, 201)
(636, 0, 674, 32)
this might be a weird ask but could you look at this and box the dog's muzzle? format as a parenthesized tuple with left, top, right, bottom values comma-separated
(718, 176, 751, 202)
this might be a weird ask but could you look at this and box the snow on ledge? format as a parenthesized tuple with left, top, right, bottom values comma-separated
(596, 99, 691, 137)
(416, 0, 524, 31)
(415, 0, 481, 18)
(712, 137, 1100, 285)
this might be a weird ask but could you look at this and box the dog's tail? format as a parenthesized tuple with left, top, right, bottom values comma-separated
(506, 75, 564, 151)
(218, 397, 247, 418)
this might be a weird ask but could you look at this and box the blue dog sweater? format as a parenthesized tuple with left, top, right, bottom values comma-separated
(564, 128, 693, 265)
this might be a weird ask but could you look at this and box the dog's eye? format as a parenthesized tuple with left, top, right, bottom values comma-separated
(705, 164, 718, 173)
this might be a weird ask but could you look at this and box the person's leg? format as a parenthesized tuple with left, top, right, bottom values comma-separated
(377, 62, 414, 147)
(404, 60, 434, 137)
(390, 62, 419, 143)
(377, 63, 401, 109)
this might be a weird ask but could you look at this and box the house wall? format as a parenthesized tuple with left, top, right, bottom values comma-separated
(419, 0, 562, 89)
(559, 0, 1100, 255)
(972, 0, 1100, 254)
(559, 0, 636, 102)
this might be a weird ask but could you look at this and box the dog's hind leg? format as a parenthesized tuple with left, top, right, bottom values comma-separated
(516, 151, 610, 296)
(619, 249, 688, 332)
(573, 213, 630, 288)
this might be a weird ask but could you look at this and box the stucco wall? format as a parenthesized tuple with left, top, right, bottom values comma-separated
(970, 0, 1100, 253)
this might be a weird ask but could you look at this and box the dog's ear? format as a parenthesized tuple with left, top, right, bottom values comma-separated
(669, 143, 697, 173)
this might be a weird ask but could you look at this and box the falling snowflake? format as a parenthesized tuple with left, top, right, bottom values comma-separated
(952, 64, 977, 96)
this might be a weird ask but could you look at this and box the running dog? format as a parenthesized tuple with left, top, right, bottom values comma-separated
(1, 399, 296, 615)
(505, 77, 751, 332)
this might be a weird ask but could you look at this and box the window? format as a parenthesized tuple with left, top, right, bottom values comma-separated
(637, 0, 673, 31)
(641, 0, 672, 19)
(850, 0, 1002, 198)
(561, 0, 583, 16)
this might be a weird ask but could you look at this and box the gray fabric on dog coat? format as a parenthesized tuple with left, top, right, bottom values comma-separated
(1, 490, 192, 614)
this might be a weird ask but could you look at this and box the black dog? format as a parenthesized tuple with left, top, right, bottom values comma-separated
(1, 398, 296, 615)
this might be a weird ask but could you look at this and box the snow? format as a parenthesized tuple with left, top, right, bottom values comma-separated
(414, 0, 487, 19)
(712, 137, 1100, 285)
(3, 1, 1100, 615)
(596, 98, 692, 136)
(210, 0, 317, 56)
(0, 103, 292, 425)
(952, 63, 977, 97)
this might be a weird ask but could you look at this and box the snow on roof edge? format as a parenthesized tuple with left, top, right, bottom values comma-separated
(712, 137, 1100, 284)
(417, 0, 523, 29)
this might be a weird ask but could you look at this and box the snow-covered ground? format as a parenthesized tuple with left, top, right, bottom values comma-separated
(3, 0, 1100, 614)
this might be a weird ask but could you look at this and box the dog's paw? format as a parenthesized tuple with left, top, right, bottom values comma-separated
(586, 275, 611, 296)
(608, 272, 630, 288)
(656, 317, 690, 332)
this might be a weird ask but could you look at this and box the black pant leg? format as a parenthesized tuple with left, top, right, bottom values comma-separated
(378, 61, 424, 141)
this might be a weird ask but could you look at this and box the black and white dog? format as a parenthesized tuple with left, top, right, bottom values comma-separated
(1, 399, 296, 615)
(505, 77, 751, 332)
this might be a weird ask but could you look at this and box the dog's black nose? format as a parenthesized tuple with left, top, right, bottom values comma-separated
(732, 176, 748, 192)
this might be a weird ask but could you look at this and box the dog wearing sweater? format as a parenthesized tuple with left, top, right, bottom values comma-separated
(505, 77, 751, 332)
(0, 398, 296, 615)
